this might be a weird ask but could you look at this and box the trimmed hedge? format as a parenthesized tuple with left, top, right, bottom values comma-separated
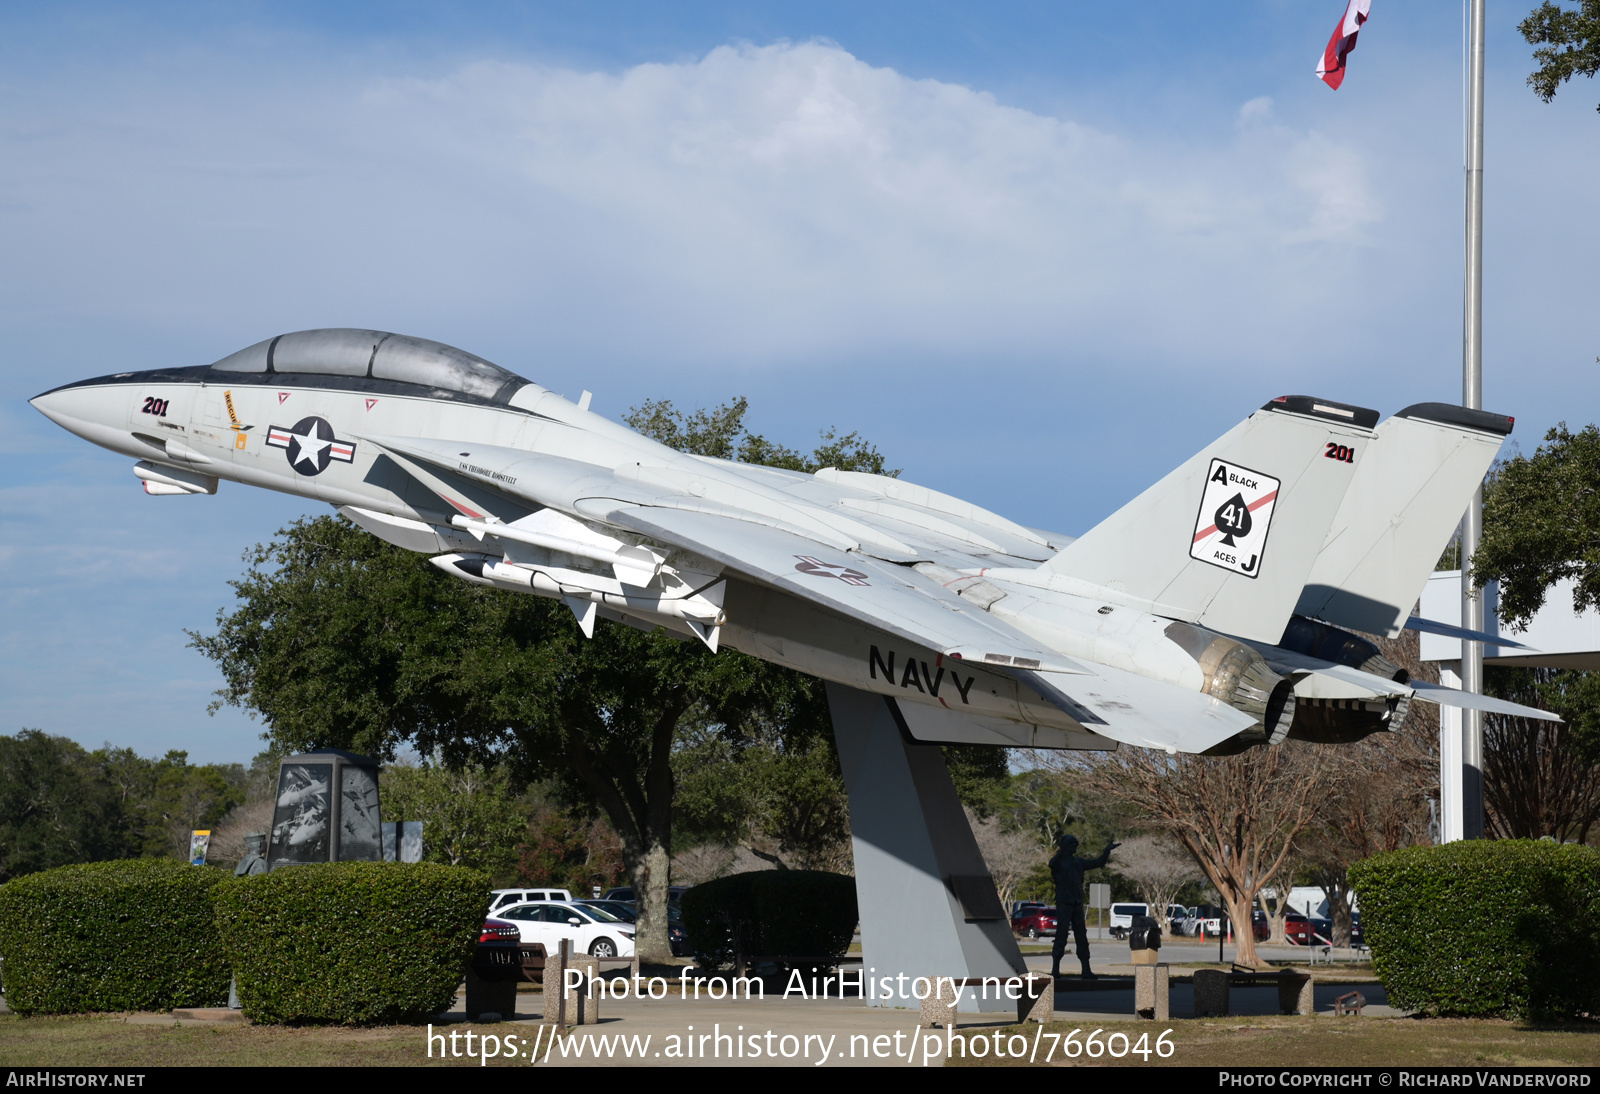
(0, 859, 230, 1015)
(213, 861, 488, 1024)
(681, 870, 857, 971)
(1349, 840, 1600, 1019)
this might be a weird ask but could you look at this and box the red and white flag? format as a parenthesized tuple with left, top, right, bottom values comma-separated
(1316, 0, 1372, 89)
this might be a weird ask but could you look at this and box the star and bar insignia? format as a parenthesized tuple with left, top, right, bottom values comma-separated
(265, 416, 357, 477)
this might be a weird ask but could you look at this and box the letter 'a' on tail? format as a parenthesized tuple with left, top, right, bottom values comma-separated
(1040, 396, 1378, 644)
(1295, 403, 1513, 638)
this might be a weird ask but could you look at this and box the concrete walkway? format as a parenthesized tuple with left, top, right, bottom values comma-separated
(423, 967, 1394, 1068)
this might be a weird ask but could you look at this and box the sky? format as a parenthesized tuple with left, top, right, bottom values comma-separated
(3, 2, 1597, 763)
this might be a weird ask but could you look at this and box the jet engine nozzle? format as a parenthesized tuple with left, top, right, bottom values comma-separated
(1164, 621, 1295, 747)
(1285, 693, 1412, 744)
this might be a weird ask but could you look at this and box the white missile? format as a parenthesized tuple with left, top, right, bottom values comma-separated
(430, 552, 727, 649)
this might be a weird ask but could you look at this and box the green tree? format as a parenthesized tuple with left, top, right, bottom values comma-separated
(380, 759, 529, 880)
(0, 731, 131, 881)
(1472, 424, 1600, 838)
(94, 747, 243, 859)
(191, 398, 904, 959)
(1521, 1, 1600, 110)
(672, 715, 852, 871)
(517, 785, 626, 895)
(1475, 425, 1600, 628)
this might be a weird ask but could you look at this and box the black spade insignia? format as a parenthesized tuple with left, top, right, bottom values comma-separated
(1214, 492, 1253, 546)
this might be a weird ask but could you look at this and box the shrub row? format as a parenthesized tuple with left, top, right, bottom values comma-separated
(215, 861, 486, 1024)
(1350, 840, 1600, 1019)
(0, 859, 488, 1023)
(0, 859, 230, 1016)
(681, 870, 856, 971)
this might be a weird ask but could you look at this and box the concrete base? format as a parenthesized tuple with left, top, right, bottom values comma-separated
(827, 683, 1026, 1013)
(1192, 968, 1313, 1017)
(560, 954, 601, 1025)
(1020, 977, 1054, 1023)
(1134, 964, 1169, 1020)
(169, 1007, 245, 1023)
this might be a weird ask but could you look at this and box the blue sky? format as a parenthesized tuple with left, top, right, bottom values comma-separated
(4, 2, 1597, 763)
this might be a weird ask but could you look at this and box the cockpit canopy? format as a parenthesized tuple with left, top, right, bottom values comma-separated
(207, 329, 529, 403)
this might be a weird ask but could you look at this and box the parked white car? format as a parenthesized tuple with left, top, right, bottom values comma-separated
(489, 887, 574, 913)
(1108, 902, 1150, 939)
(494, 901, 636, 959)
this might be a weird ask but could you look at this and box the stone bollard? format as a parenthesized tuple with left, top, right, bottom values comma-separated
(465, 966, 518, 1021)
(918, 978, 960, 1029)
(1279, 972, 1314, 1016)
(1134, 964, 1169, 1021)
(1018, 974, 1054, 1024)
(561, 953, 601, 1025)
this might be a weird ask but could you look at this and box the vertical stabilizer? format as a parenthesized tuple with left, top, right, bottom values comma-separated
(1295, 403, 1512, 637)
(1041, 396, 1378, 644)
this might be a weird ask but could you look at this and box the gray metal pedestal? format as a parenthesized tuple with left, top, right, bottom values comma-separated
(827, 683, 1025, 1012)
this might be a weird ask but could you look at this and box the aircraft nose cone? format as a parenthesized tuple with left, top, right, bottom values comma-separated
(30, 381, 131, 450)
(30, 386, 85, 428)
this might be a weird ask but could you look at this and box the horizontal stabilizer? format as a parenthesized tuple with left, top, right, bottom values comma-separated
(1259, 649, 1412, 696)
(1261, 647, 1560, 721)
(1402, 614, 1531, 650)
(1409, 679, 1561, 722)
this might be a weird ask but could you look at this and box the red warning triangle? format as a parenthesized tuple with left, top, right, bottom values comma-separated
(365, 398, 378, 411)
(278, 392, 290, 404)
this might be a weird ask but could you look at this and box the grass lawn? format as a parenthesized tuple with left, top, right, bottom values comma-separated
(5, 1011, 1598, 1068)
(0, 1013, 479, 1067)
(947, 1016, 1600, 1068)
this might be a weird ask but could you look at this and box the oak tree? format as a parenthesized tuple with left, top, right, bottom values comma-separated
(1522, 1, 1600, 110)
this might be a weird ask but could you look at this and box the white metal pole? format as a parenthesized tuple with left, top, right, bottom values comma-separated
(1459, 0, 1487, 840)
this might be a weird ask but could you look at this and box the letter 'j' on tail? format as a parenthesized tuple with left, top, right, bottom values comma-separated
(1041, 396, 1378, 644)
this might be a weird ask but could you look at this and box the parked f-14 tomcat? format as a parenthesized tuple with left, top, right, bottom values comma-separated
(31, 328, 1554, 756)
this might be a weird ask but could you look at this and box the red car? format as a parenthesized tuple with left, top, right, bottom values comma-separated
(1283, 911, 1340, 945)
(1012, 907, 1058, 939)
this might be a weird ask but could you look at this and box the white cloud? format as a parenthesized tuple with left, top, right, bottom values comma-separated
(353, 43, 1384, 362)
(1238, 96, 1275, 128)
(1, 40, 1391, 380)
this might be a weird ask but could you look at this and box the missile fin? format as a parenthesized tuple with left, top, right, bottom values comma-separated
(563, 596, 597, 639)
(685, 619, 721, 653)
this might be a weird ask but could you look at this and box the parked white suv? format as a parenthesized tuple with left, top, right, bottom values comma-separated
(489, 887, 573, 914)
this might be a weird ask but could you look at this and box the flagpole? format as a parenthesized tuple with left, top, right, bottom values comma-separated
(1459, 0, 1487, 841)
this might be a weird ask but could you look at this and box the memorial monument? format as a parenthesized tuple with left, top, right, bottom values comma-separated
(1049, 834, 1119, 979)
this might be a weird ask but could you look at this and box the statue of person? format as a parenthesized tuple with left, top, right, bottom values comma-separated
(1049, 833, 1118, 979)
(234, 832, 269, 876)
